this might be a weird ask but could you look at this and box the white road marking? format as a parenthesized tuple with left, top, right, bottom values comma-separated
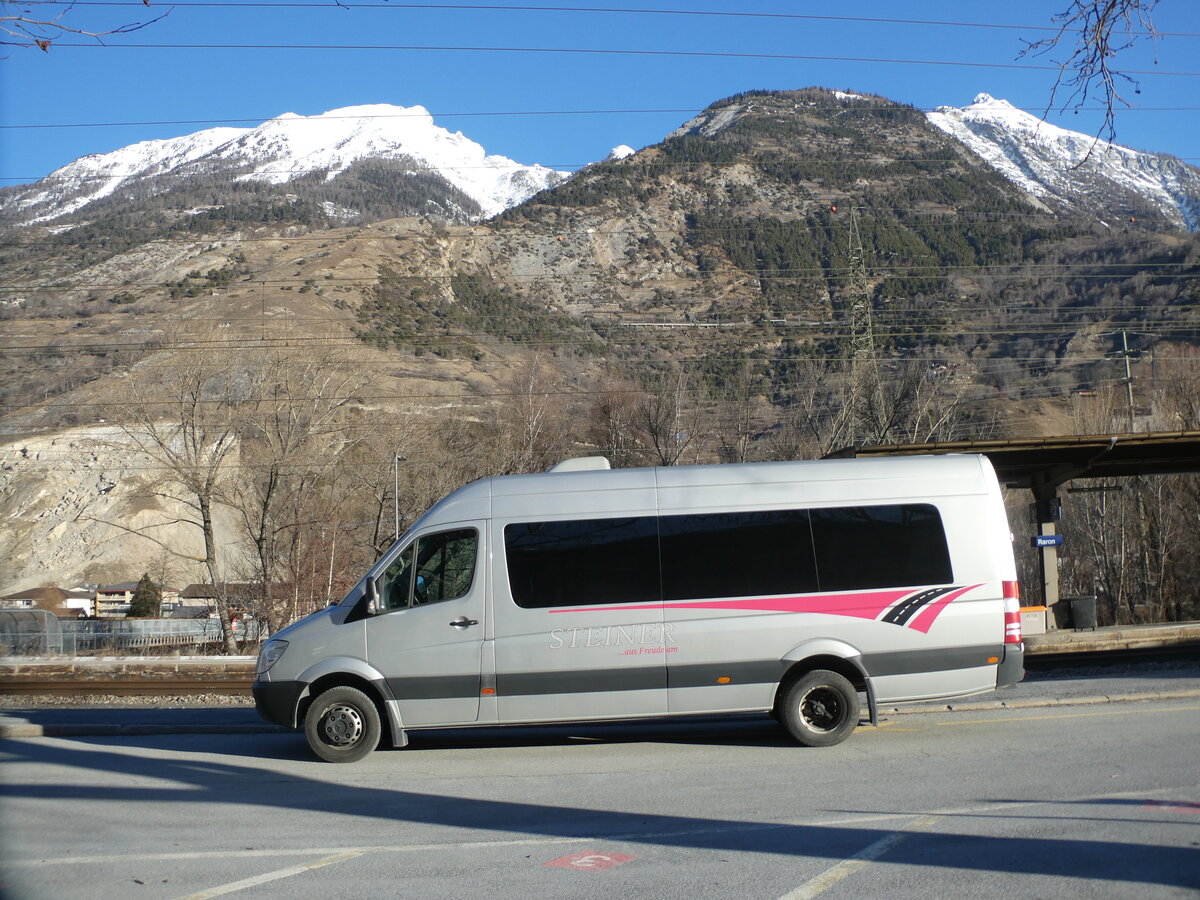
(778, 816, 939, 900)
(174, 851, 365, 900)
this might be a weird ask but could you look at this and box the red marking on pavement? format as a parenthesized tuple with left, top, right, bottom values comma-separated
(544, 850, 637, 871)
(1142, 800, 1200, 814)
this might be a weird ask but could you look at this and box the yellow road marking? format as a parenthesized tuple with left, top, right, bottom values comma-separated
(935, 705, 1200, 727)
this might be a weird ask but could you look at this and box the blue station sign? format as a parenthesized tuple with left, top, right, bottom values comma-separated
(1033, 534, 1065, 548)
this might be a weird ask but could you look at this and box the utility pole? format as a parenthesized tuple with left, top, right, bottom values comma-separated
(394, 454, 403, 544)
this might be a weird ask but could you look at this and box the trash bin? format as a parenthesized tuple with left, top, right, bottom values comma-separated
(1066, 595, 1098, 631)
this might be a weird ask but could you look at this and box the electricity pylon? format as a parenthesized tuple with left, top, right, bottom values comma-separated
(845, 208, 883, 444)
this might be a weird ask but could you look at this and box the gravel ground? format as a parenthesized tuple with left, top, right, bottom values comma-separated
(1, 692, 255, 709)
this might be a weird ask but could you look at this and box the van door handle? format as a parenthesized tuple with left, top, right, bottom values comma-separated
(449, 616, 479, 628)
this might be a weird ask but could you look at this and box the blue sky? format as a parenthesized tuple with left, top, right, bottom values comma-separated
(2, 1, 1198, 184)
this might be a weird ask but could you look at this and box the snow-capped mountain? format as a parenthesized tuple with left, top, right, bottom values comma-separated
(927, 93, 1200, 230)
(2, 104, 569, 229)
(6, 92, 1198, 235)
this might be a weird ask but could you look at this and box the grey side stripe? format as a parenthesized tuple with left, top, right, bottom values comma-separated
(861, 644, 1002, 677)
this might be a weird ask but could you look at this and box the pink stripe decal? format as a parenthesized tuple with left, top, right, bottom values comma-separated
(907, 584, 979, 633)
(550, 589, 912, 620)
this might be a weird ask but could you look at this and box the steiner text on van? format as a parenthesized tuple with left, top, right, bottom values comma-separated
(253, 455, 1024, 762)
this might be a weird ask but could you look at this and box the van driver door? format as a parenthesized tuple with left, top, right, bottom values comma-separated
(365, 524, 485, 727)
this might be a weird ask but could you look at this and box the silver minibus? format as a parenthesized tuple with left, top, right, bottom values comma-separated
(253, 454, 1023, 761)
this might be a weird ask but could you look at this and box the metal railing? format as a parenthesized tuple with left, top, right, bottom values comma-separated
(0, 611, 265, 655)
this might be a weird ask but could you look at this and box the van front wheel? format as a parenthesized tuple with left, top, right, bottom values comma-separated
(779, 670, 860, 748)
(304, 686, 381, 763)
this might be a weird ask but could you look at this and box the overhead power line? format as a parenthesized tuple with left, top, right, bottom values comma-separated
(30, 2, 1200, 38)
(45, 42, 1200, 79)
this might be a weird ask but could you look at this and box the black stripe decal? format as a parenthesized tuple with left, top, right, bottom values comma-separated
(881, 587, 957, 626)
(386, 674, 480, 701)
(498, 666, 665, 696)
(861, 644, 1003, 677)
(667, 660, 788, 689)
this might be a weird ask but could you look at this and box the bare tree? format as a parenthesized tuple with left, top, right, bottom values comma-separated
(859, 360, 972, 446)
(495, 351, 569, 474)
(711, 359, 767, 464)
(108, 347, 261, 652)
(233, 349, 366, 635)
(1020, 0, 1160, 143)
(341, 408, 490, 562)
(2, 0, 167, 51)
(764, 360, 856, 461)
(585, 373, 644, 468)
(1056, 384, 1194, 625)
(635, 366, 704, 467)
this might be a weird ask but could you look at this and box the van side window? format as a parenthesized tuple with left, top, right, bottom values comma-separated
(810, 504, 952, 590)
(505, 517, 659, 609)
(503, 505, 952, 610)
(378, 528, 478, 611)
(660, 509, 819, 601)
(379, 542, 414, 611)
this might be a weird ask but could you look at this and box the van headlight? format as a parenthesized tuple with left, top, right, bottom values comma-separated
(257, 639, 288, 674)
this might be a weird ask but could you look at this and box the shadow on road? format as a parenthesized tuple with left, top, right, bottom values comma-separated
(1, 733, 1197, 890)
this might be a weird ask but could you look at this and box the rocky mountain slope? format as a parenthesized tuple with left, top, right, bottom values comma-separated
(0, 427, 231, 592)
(927, 93, 1200, 230)
(5, 88, 1199, 422)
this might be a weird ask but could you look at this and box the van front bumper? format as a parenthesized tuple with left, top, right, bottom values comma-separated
(253, 679, 307, 729)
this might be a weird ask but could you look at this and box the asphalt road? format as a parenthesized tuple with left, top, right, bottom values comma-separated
(1, 668, 1198, 899)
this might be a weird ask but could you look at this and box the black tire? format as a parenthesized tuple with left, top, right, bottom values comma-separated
(779, 669, 861, 748)
(304, 685, 382, 763)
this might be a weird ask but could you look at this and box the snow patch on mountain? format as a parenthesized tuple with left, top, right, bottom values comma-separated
(222, 104, 565, 216)
(5, 104, 570, 227)
(928, 93, 1200, 230)
(19, 128, 245, 225)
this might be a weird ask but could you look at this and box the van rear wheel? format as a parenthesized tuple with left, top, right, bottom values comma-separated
(304, 686, 381, 763)
(779, 669, 860, 748)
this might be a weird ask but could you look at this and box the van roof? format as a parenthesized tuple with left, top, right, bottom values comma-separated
(410, 454, 995, 531)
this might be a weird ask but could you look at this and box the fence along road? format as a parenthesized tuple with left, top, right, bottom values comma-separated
(0, 609, 264, 654)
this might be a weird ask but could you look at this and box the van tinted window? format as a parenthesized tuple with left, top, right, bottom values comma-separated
(504, 504, 952, 609)
(811, 505, 951, 590)
(660, 509, 818, 600)
(505, 517, 660, 609)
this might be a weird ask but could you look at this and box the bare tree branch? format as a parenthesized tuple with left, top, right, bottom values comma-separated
(75, 513, 207, 563)
(1020, 0, 1160, 145)
(2, 0, 169, 50)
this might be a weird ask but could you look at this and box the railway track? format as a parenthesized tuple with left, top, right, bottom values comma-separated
(0, 678, 253, 697)
(1, 643, 1195, 699)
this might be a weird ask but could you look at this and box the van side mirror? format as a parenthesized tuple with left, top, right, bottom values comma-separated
(366, 579, 379, 616)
